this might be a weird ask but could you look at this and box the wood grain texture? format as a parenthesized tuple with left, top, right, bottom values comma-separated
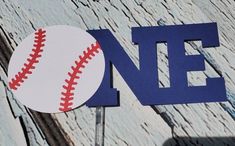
(0, 0, 235, 146)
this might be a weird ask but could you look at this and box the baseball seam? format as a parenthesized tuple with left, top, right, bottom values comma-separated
(9, 29, 46, 90)
(59, 41, 101, 112)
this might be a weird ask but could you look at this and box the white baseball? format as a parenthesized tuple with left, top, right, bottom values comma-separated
(8, 25, 105, 113)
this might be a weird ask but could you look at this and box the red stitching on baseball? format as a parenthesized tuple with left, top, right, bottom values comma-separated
(9, 29, 46, 90)
(59, 41, 101, 112)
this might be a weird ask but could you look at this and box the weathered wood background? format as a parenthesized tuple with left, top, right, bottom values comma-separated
(0, 0, 235, 146)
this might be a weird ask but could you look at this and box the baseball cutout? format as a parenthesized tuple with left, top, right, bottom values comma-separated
(8, 25, 105, 113)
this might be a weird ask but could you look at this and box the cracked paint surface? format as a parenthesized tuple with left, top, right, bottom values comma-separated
(0, 0, 235, 145)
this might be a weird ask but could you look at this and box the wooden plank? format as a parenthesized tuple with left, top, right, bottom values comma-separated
(0, 0, 235, 145)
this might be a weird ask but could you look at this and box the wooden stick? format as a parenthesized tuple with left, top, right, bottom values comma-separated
(95, 106, 105, 146)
